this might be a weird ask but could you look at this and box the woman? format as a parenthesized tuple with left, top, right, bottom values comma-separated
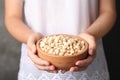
(5, 0, 116, 80)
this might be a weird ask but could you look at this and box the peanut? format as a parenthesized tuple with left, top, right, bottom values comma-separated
(39, 35, 85, 56)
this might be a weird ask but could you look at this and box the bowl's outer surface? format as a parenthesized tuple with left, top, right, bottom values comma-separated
(36, 34, 88, 70)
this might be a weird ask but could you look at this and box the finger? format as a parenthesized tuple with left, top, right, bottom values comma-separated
(88, 41, 96, 55)
(49, 66, 58, 73)
(27, 50, 50, 66)
(36, 64, 58, 73)
(69, 66, 78, 72)
(35, 64, 55, 71)
(35, 64, 51, 70)
(75, 55, 95, 67)
(70, 66, 87, 72)
(85, 36, 96, 56)
(61, 70, 67, 74)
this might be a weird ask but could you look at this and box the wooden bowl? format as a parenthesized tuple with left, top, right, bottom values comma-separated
(36, 34, 88, 70)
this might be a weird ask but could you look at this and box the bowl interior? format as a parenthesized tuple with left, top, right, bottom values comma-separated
(36, 34, 88, 58)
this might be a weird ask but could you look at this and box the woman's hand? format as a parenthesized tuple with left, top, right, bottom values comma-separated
(69, 32, 97, 72)
(27, 32, 58, 73)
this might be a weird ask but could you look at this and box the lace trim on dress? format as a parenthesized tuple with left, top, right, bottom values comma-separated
(18, 70, 109, 80)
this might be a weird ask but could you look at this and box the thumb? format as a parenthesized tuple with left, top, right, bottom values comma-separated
(88, 40, 96, 55)
(27, 36, 37, 54)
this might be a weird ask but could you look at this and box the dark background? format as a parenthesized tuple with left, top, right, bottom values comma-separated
(0, 0, 120, 80)
(103, 0, 120, 80)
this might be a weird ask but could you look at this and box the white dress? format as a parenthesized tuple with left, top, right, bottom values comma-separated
(18, 0, 110, 80)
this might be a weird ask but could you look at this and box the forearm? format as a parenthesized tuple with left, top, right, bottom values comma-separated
(4, 0, 34, 44)
(85, 11, 116, 40)
(84, 0, 116, 40)
(5, 16, 33, 44)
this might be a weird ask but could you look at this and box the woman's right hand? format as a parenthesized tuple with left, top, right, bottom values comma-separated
(27, 32, 58, 73)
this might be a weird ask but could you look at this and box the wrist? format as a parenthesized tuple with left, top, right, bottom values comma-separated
(27, 32, 43, 44)
(79, 32, 97, 42)
(81, 31, 98, 41)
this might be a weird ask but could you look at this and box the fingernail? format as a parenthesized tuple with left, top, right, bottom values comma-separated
(70, 68, 74, 72)
(45, 62, 50, 66)
(50, 65, 55, 70)
(75, 62, 79, 65)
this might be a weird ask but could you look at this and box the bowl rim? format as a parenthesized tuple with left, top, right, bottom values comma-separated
(36, 34, 88, 58)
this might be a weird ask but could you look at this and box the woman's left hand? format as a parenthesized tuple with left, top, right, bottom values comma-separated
(69, 32, 97, 72)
